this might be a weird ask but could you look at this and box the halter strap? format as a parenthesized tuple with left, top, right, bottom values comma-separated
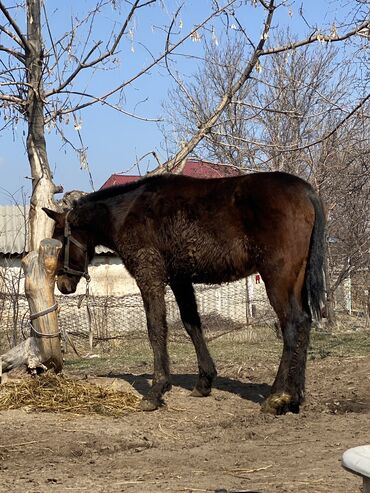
(63, 211, 90, 280)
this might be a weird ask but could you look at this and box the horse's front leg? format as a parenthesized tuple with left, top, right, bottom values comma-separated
(139, 283, 171, 411)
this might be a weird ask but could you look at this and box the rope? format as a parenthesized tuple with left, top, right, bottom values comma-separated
(29, 303, 58, 321)
(29, 323, 61, 338)
(29, 302, 60, 338)
(76, 278, 94, 350)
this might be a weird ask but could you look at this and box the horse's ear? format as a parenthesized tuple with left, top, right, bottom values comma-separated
(42, 207, 65, 227)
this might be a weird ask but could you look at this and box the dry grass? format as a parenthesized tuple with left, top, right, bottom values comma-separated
(0, 373, 141, 416)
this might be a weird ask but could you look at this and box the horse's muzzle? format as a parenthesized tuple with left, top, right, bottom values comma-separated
(56, 274, 80, 294)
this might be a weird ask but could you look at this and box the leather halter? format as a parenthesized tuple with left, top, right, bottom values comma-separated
(62, 210, 91, 281)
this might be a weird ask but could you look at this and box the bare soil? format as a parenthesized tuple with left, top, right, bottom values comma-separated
(0, 331, 370, 493)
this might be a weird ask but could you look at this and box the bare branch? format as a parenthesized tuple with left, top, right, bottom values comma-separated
(49, 0, 141, 95)
(153, 0, 276, 173)
(320, 93, 370, 142)
(0, 0, 32, 52)
(0, 93, 24, 104)
(210, 92, 370, 155)
(261, 19, 370, 56)
(0, 43, 25, 63)
(46, 0, 239, 100)
(0, 24, 24, 48)
(45, 90, 162, 123)
(42, 2, 62, 86)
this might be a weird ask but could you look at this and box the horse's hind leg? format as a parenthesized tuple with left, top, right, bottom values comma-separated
(261, 264, 312, 415)
(171, 280, 217, 397)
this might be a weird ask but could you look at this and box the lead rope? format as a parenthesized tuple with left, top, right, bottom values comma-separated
(77, 276, 93, 351)
(29, 303, 61, 338)
(86, 278, 93, 352)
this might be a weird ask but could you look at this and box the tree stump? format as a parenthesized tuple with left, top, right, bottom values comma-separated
(0, 238, 63, 377)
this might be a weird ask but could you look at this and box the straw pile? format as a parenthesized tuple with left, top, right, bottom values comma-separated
(0, 373, 141, 416)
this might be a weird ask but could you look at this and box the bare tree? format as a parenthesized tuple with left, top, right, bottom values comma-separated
(0, 1, 368, 310)
(160, 1, 368, 172)
(318, 112, 370, 322)
(0, 1, 367, 244)
(164, 37, 257, 169)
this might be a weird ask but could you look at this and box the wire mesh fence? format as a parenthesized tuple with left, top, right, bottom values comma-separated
(0, 276, 368, 353)
(0, 280, 277, 351)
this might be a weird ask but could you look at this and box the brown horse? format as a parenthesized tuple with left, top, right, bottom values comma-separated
(44, 171, 325, 414)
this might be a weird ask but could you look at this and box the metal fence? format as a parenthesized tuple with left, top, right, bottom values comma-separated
(0, 280, 277, 351)
(1, 277, 369, 355)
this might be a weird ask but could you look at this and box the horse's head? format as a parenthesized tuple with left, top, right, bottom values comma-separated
(43, 206, 95, 294)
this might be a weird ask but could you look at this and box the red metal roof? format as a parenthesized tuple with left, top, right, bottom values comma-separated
(100, 159, 242, 189)
(100, 174, 141, 189)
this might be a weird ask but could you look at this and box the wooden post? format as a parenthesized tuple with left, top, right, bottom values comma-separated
(22, 238, 63, 372)
(0, 238, 63, 377)
(245, 277, 250, 326)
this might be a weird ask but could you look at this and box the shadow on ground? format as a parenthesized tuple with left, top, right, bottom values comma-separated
(104, 371, 271, 404)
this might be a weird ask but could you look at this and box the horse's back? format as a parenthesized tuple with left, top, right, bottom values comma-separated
(234, 171, 317, 235)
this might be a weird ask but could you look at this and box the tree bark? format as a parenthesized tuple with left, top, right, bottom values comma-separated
(0, 238, 63, 377)
(22, 238, 63, 371)
(26, 0, 61, 250)
(0, 337, 43, 374)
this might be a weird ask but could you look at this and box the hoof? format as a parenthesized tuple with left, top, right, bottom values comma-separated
(190, 387, 211, 398)
(140, 398, 161, 411)
(261, 392, 299, 415)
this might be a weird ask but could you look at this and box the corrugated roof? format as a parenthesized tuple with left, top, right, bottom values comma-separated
(178, 159, 242, 178)
(0, 205, 112, 256)
(100, 174, 140, 189)
(0, 204, 29, 254)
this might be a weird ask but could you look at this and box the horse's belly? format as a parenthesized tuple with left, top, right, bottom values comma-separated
(191, 269, 246, 285)
(166, 240, 253, 284)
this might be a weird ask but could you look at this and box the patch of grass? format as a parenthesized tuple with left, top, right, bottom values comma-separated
(63, 328, 370, 374)
(309, 331, 370, 360)
(65, 337, 154, 373)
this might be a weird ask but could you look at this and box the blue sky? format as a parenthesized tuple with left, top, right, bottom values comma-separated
(0, 0, 364, 203)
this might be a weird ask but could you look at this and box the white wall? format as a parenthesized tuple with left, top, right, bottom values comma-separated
(0, 254, 140, 297)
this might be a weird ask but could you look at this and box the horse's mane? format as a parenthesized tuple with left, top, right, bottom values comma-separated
(76, 174, 171, 206)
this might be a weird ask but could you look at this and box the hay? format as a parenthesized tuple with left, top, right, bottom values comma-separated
(0, 373, 141, 416)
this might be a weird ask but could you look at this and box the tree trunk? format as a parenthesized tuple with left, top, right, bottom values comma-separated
(22, 238, 63, 370)
(0, 239, 63, 376)
(26, 0, 61, 251)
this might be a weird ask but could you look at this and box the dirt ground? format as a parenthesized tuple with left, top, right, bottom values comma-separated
(0, 333, 370, 493)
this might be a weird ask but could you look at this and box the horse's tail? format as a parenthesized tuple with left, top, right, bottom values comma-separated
(304, 190, 326, 321)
